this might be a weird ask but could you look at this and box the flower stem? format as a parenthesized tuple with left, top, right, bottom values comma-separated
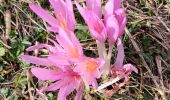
(96, 40, 107, 59)
(102, 43, 113, 79)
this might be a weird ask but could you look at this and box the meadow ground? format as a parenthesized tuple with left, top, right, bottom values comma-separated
(0, 0, 170, 100)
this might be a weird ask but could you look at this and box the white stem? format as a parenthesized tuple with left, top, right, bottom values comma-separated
(102, 44, 113, 76)
(96, 40, 107, 59)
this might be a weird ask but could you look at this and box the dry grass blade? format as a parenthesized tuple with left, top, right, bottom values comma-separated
(155, 56, 167, 100)
(5, 10, 11, 40)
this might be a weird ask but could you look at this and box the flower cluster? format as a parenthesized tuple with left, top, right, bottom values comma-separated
(21, 0, 138, 100)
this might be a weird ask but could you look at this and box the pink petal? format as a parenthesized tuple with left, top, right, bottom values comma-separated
(114, 0, 122, 10)
(57, 81, 76, 100)
(75, 2, 106, 42)
(64, 81, 77, 96)
(114, 38, 124, 68)
(104, 0, 114, 21)
(56, 28, 74, 49)
(75, 83, 83, 100)
(48, 54, 70, 66)
(29, 3, 58, 27)
(31, 68, 64, 80)
(65, 0, 76, 31)
(86, 0, 101, 18)
(105, 15, 120, 43)
(47, 26, 59, 32)
(86, 12, 106, 42)
(49, 0, 75, 31)
(57, 88, 67, 100)
(49, 0, 66, 19)
(26, 44, 59, 54)
(42, 80, 66, 92)
(20, 55, 55, 66)
(104, 0, 122, 21)
(123, 64, 138, 74)
(92, 79, 98, 88)
(26, 43, 65, 54)
(68, 31, 83, 55)
(75, 1, 86, 18)
(26, 44, 52, 51)
(115, 8, 127, 37)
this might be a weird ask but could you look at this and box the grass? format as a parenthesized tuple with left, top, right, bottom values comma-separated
(0, 0, 170, 100)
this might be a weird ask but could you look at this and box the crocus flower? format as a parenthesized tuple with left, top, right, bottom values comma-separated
(29, 0, 76, 32)
(104, 0, 127, 43)
(21, 20, 105, 99)
(21, 28, 83, 67)
(111, 38, 138, 85)
(75, 1, 107, 43)
(74, 57, 105, 88)
(31, 66, 83, 100)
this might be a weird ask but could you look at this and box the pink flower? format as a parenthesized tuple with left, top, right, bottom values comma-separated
(74, 57, 105, 88)
(21, 18, 104, 99)
(31, 66, 83, 100)
(75, 1, 107, 43)
(21, 28, 83, 67)
(29, 0, 76, 32)
(111, 38, 138, 85)
(104, 0, 127, 43)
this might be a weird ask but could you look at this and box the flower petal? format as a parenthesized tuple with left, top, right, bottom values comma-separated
(114, 38, 124, 68)
(75, 2, 106, 42)
(48, 54, 70, 66)
(104, 0, 122, 21)
(20, 55, 55, 66)
(123, 64, 138, 74)
(114, 0, 122, 10)
(65, 0, 76, 31)
(105, 15, 119, 43)
(56, 28, 74, 49)
(115, 8, 127, 37)
(86, 0, 101, 18)
(42, 80, 66, 92)
(47, 26, 59, 32)
(31, 68, 64, 80)
(29, 3, 58, 27)
(57, 81, 76, 100)
(68, 31, 83, 56)
(49, 0, 75, 31)
(104, 0, 114, 20)
(49, 0, 66, 19)
(75, 81, 83, 100)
